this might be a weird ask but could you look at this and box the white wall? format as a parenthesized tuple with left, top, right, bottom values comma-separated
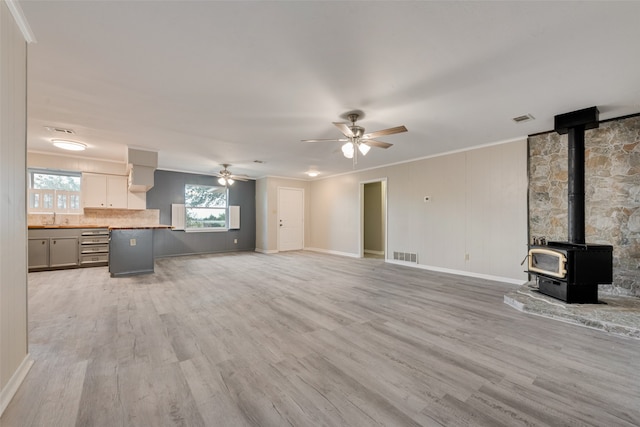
(0, 0, 31, 414)
(308, 139, 528, 283)
(27, 151, 127, 175)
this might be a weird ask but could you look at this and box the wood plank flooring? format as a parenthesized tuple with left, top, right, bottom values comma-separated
(2, 251, 639, 426)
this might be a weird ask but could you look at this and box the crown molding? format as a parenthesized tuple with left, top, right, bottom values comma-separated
(5, 0, 36, 43)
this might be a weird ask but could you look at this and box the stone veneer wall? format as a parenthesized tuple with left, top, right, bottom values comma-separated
(528, 114, 640, 297)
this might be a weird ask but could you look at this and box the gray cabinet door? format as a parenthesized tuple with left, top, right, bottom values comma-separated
(28, 238, 49, 269)
(49, 237, 79, 268)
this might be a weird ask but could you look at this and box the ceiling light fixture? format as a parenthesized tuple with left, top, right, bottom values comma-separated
(302, 113, 406, 167)
(218, 177, 234, 186)
(341, 142, 355, 159)
(51, 139, 86, 151)
(307, 171, 319, 177)
(341, 140, 371, 161)
(215, 164, 247, 186)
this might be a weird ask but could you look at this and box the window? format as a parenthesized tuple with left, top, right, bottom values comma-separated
(28, 168, 82, 213)
(184, 184, 228, 230)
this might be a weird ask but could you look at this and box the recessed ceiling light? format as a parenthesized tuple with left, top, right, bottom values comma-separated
(52, 139, 86, 151)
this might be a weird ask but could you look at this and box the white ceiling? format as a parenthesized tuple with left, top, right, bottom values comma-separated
(20, 1, 640, 179)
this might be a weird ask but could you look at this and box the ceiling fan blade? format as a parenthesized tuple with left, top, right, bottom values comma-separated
(301, 138, 349, 143)
(332, 122, 354, 137)
(229, 174, 249, 181)
(363, 139, 393, 149)
(362, 125, 407, 140)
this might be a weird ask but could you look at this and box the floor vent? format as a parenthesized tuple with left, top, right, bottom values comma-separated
(393, 251, 418, 263)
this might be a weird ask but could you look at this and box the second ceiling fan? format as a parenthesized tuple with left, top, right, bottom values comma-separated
(302, 113, 407, 163)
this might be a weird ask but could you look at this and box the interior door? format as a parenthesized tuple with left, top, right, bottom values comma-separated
(278, 187, 304, 251)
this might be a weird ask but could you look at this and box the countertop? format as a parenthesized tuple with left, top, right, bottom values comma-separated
(109, 225, 173, 230)
(28, 224, 172, 230)
(29, 224, 110, 229)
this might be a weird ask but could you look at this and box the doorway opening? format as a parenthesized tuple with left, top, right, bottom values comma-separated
(361, 179, 387, 259)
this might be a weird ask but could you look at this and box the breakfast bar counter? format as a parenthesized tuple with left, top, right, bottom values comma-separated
(108, 225, 171, 277)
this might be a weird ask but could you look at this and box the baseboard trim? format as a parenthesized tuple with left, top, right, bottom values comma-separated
(364, 249, 384, 256)
(255, 248, 278, 254)
(385, 259, 527, 286)
(304, 247, 360, 258)
(0, 354, 34, 416)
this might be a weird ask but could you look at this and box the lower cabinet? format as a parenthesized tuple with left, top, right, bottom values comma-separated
(28, 228, 109, 271)
(28, 238, 50, 269)
(49, 237, 79, 268)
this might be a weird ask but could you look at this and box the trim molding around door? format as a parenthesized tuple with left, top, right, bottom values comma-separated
(359, 178, 388, 259)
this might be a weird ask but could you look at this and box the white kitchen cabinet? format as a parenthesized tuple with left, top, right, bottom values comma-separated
(82, 173, 128, 208)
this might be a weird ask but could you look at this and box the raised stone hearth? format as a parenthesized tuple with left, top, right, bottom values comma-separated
(505, 282, 640, 339)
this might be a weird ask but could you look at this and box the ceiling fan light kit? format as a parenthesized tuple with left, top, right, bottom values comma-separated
(302, 112, 407, 166)
(341, 142, 355, 159)
(215, 164, 248, 186)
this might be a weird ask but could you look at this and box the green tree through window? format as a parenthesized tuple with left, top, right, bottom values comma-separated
(185, 184, 228, 229)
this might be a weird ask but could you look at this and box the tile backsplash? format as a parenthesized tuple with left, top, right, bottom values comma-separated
(28, 209, 160, 227)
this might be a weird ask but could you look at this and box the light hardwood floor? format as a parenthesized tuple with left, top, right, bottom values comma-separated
(2, 251, 639, 426)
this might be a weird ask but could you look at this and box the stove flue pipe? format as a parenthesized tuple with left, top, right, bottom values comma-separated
(567, 126, 586, 244)
(554, 107, 599, 245)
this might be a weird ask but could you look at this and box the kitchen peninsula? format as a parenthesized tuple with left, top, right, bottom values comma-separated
(27, 218, 171, 275)
(108, 225, 171, 277)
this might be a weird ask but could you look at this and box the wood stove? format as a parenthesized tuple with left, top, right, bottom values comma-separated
(527, 107, 614, 304)
(529, 241, 612, 303)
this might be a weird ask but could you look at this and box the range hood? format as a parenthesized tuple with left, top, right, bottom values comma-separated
(127, 148, 157, 192)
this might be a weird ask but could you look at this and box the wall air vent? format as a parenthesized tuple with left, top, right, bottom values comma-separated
(512, 114, 535, 123)
(44, 126, 75, 134)
(393, 251, 418, 263)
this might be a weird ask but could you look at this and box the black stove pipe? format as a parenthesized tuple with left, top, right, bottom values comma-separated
(554, 107, 599, 244)
(567, 126, 585, 244)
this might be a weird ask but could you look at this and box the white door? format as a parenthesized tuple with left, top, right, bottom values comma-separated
(278, 187, 304, 251)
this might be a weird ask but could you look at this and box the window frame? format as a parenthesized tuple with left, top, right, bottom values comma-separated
(184, 184, 229, 232)
(27, 168, 82, 214)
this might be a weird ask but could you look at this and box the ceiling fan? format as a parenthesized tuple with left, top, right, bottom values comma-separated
(215, 164, 249, 186)
(302, 113, 407, 163)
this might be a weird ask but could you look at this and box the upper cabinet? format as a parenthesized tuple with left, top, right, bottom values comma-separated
(82, 173, 128, 209)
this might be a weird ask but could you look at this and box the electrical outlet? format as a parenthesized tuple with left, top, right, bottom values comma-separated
(465, 253, 470, 261)
(234, 238, 238, 244)
(130, 238, 137, 246)
(424, 196, 431, 203)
